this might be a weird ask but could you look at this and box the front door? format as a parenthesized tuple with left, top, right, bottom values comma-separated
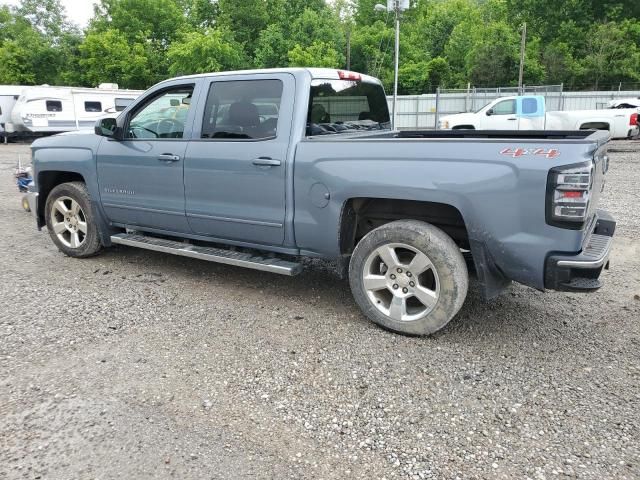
(97, 84, 196, 232)
(184, 74, 294, 245)
(482, 98, 518, 129)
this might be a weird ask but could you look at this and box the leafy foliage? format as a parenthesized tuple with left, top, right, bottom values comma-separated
(0, 0, 638, 92)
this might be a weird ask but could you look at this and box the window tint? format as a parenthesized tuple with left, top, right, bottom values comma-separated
(84, 101, 102, 112)
(46, 100, 62, 112)
(115, 97, 134, 112)
(522, 98, 538, 115)
(308, 79, 390, 126)
(492, 99, 516, 115)
(201, 79, 283, 140)
(127, 86, 193, 139)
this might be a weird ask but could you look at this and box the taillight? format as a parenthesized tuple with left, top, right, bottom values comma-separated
(337, 70, 361, 81)
(630, 113, 638, 126)
(546, 161, 593, 228)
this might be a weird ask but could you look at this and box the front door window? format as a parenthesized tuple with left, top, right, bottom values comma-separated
(127, 87, 194, 139)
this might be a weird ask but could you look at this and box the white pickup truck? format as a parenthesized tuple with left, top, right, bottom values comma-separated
(439, 95, 639, 139)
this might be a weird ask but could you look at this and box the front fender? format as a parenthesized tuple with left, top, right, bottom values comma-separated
(31, 134, 115, 245)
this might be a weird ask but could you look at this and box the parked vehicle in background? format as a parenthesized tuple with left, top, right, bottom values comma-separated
(439, 95, 639, 139)
(0, 85, 24, 143)
(608, 98, 640, 109)
(7, 84, 142, 137)
(26, 68, 616, 336)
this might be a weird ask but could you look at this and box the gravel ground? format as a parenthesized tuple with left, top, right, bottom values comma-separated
(1, 140, 639, 480)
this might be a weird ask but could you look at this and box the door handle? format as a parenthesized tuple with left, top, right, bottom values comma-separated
(252, 157, 281, 167)
(507, 118, 517, 121)
(158, 154, 180, 162)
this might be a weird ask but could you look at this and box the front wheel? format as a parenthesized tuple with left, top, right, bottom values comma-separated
(45, 181, 103, 258)
(349, 220, 468, 335)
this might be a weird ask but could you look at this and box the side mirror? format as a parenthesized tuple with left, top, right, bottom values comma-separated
(486, 109, 494, 116)
(95, 117, 120, 139)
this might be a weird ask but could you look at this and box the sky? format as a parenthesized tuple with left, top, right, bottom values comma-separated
(0, 0, 99, 28)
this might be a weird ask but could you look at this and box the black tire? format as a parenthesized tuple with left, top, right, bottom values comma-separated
(45, 181, 103, 258)
(349, 220, 468, 335)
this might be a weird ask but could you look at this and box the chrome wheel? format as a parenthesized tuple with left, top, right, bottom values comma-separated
(50, 196, 88, 248)
(362, 243, 440, 322)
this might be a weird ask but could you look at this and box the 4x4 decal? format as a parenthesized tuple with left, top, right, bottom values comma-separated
(500, 147, 560, 158)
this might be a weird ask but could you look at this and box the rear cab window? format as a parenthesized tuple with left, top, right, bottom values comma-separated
(307, 76, 390, 135)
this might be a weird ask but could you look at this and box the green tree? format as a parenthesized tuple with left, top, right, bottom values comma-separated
(288, 41, 342, 68)
(167, 29, 245, 75)
(182, 0, 218, 29)
(78, 28, 154, 89)
(253, 24, 290, 68)
(579, 21, 639, 89)
(217, 0, 268, 57)
(87, 0, 187, 86)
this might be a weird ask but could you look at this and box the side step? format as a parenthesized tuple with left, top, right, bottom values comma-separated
(110, 233, 302, 276)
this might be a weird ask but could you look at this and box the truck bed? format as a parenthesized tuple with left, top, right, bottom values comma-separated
(395, 130, 597, 140)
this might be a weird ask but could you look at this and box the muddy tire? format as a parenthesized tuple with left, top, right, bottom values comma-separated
(349, 220, 468, 335)
(45, 182, 103, 258)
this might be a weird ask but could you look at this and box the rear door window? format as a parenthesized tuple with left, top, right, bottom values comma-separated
(201, 79, 283, 140)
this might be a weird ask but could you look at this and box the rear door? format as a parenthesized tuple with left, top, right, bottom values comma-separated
(97, 83, 197, 232)
(183, 73, 294, 245)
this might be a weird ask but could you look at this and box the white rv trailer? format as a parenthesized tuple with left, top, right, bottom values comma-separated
(0, 85, 25, 139)
(8, 83, 143, 134)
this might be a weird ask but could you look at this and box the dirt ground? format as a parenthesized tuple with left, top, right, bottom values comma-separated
(1, 139, 638, 479)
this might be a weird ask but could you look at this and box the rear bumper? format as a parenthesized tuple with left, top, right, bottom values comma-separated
(545, 210, 616, 292)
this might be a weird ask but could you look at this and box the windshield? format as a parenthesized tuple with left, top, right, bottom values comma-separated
(474, 101, 492, 114)
(307, 79, 391, 135)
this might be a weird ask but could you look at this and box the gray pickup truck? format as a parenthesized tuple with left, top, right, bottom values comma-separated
(26, 68, 615, 335)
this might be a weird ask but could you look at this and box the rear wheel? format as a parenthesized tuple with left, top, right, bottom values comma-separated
(45, 182, 102, 258)
(349, 220, 468, 335)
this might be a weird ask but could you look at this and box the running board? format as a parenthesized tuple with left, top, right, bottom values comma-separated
(110, 233, 302, 276)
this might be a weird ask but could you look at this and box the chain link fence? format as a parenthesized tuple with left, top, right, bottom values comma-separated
(390, 85, 640, 130)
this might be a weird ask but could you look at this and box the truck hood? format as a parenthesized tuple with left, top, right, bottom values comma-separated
(31, 131, 103, 152)
(439, 112, 477, 129)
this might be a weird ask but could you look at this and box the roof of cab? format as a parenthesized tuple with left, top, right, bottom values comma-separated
(161, 68, 382, 86)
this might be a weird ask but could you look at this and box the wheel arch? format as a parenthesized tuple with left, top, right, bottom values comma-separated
(338, 197, 469, 255)
(36, 170, 86, 226)
(37, 170, 115, 246)
(338, 197, 512, 300)
(579, 121, 611, 131)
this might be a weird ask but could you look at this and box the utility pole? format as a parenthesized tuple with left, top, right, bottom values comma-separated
(392, 7, 399, 129)
(518, 22, 527, 95)
(346, 28, 351, 71)
(374, 1, 410, 130)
